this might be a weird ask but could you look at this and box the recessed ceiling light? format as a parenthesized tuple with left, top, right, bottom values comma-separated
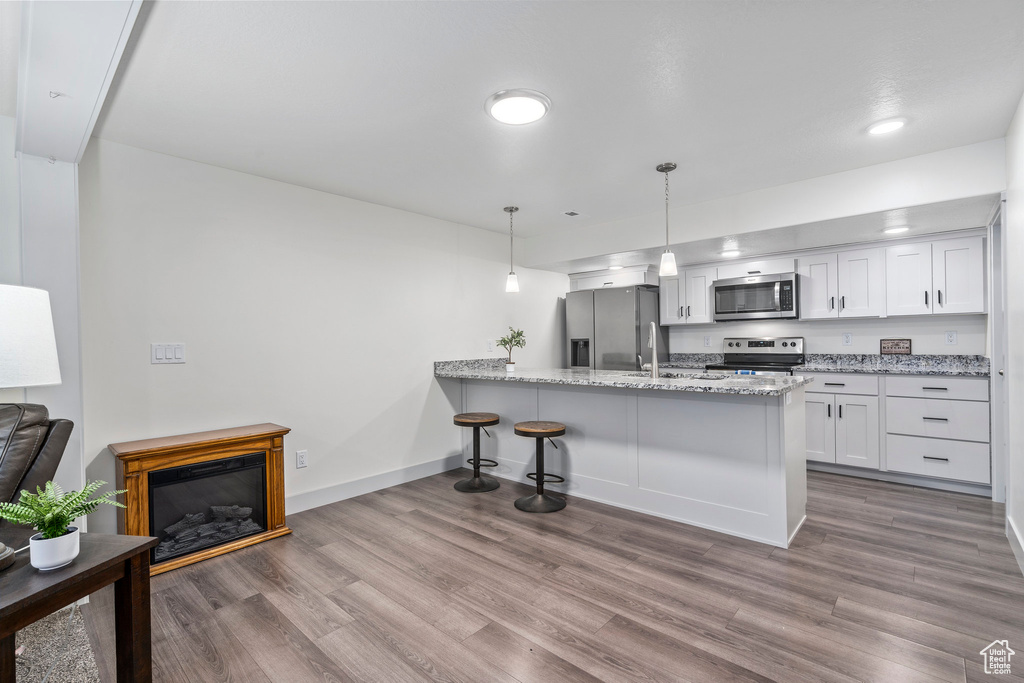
(721, 250, 741, 258)
(608, 265, 624, 270)
(884, 226, 910, 234)
(868, 118, 906, 135)
(486, 89, 551, 125)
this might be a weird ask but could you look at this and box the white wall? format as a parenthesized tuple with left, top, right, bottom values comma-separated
(1005, 89, 1024, 571)
(522, 140, 1007, 268)
(0, 115, 22, 404)
(670, 315, 987, 356)
(78, 138, 567, 532)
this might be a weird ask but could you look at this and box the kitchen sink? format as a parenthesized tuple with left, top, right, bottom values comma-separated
(623, 372, 727, 380)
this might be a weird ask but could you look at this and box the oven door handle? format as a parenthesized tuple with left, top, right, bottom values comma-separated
(774, 282, 781, 310)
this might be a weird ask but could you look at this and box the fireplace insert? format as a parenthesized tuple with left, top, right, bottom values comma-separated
(148, 452, 267, 564)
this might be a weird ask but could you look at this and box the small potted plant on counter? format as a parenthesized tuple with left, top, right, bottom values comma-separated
(498, 327, 526, 374)
(0, 480, 125, 571)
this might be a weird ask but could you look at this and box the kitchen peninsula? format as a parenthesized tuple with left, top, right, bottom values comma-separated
(435, 361, 813, 547)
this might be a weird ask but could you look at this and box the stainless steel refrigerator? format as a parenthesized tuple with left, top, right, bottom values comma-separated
(565, 286, 668, 370)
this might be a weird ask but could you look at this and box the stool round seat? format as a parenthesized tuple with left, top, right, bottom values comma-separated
(513, 421, 566, 438)
(513, 421, 567, 513)
(453, 412, 500, 493)
(454, 412, 500, 427)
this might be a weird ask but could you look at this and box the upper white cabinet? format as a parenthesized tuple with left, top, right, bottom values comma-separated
(659, 267, 717, 326)
(798, 248, 884, 319)
(716, 258, 795, 281)
(885, 236, 985, 316)
(932, 237, 986, 314)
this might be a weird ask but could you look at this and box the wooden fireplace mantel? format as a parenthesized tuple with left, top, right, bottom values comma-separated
(111, 423, 292, 576)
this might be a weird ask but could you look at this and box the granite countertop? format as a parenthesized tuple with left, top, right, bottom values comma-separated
(434, 360, 813, 397)
(667, 353, 989, 377)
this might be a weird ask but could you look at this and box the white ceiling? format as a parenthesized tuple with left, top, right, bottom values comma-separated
(547, 194, 1002, 274)
(62, 1, 1024, 237)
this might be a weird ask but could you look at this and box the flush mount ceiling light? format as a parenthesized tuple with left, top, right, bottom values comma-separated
(486, 89, 551, 125)
(656, 162, 678, 277)
(868, 118, 906, 135)
(504, 206, 520, 292)
(884, 226, 910, 234)
(608, 265, 624, 270)
(721, 250, 741, 258)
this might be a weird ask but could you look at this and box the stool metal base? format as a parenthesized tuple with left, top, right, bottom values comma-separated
(454, 475, 500, 493)
(514, 492, 566, 513)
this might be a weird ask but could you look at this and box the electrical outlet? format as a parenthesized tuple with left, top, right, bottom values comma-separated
(486, 339, 495, 352)
(704, 335, 712, 347)
(842, 333, 853, 346)
(296, 450, 308, 469)
(945, 330, 958, 345)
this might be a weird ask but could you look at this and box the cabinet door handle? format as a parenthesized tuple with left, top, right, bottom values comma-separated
(747, 270, 761, 275)
(830, 296, 835, 311)
(921, 386, 948, 391)
(687, 305, 691, 317)
(838, 404, 842, 419)
(924, 291, 929, 306)
(680, 306, 685, 318)
(827, 404, 831, 418)
(923, 456, 950, 462)
(824, 382, 845, 386)
(922, 416, 949, 422)
(937, 289, 942, 306)
(840, 296, 845, 311)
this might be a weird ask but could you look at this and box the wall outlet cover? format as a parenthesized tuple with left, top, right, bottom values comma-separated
(945, 331, 958, 345)
(296, 449, 308, 469)
(703, 335, 712, 347)
(486, 339, 495, 352)
(842, 333, 853, 346)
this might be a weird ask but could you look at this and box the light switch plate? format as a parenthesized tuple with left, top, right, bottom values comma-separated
(842, 333, 853, 346)
(151, 343, 186, 364)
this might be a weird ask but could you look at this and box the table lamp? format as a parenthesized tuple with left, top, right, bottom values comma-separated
(0, 284, 62, 571)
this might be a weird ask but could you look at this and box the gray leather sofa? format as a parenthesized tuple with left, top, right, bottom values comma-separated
(0, 404, 73, 548)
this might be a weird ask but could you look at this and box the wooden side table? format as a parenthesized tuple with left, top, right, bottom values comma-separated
(0, 533, 159, 682)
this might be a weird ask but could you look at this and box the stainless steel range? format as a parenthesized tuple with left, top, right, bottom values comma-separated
(705, 337, 805, 376)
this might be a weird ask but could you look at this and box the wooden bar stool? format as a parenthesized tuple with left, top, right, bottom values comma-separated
(453, 412, 500, 493)
(513, 421, 567, 513)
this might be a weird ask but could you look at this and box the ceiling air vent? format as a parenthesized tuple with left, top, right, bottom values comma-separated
(563, 211, 580, 217)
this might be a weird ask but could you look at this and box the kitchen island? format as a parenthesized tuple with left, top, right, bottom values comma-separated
(435, 361, 814, 548)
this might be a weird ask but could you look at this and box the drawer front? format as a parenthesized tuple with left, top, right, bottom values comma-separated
(801, 373, 878, 396)
(886, 434, 990, 484)
(885, 397, 990, 443)
(885, 375, 989, 401)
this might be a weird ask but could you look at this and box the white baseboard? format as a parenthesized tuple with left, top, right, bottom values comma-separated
(285, 454, 464, 515)
(1008, 515, 1024, 579)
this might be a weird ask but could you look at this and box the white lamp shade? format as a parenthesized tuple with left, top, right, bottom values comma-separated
(659, 252, 678, 277)
(505, 272, 520, 293)
(0, 285, 62, 389)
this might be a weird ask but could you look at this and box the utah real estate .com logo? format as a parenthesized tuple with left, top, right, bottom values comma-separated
(981, 640, 1015, 675)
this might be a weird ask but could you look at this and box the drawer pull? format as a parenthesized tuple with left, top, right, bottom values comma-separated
(921, 386, 948, 391)
(922, 417, 949, 422)
(824, 382, 845, 386)
(827, 404, 831, 418)
(923, 456, 950, 462)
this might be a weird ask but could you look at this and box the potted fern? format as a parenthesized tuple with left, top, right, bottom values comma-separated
(0, 480, 125, 571)
(498, 327, 526, 374)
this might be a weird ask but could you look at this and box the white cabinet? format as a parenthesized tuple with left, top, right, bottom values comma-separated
(804, 373, 879, 469)
(885, 242, 933, 316)
(885, 237, 985, 317)
(716, 258, 795, 281)
(658, 267, 716, 326)
(798, 248, 884, 319)
(933, 237, 986, 314)
(797, 254, 839, 319)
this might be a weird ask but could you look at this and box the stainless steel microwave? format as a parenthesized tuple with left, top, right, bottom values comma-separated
(712, 273, 799, 321)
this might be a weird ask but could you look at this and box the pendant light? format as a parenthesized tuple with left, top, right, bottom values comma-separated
(504, 206, 520, 292)
(656, 162, 678, 277)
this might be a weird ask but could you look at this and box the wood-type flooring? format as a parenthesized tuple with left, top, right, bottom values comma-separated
(82, 469, 1024, 682)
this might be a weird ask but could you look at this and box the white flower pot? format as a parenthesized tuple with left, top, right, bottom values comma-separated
(30, 526, 80, 571)
(506, 363, 515, 374)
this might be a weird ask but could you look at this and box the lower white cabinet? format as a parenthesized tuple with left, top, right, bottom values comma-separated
(885, 434, 990, 484)
(804, 373, 880, 470)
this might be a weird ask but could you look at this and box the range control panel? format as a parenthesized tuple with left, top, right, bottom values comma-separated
(723, 337, 804, 354)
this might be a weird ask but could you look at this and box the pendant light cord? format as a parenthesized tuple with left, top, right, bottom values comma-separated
(664, 170, 670, 247)
(509, 210, 514, 271)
